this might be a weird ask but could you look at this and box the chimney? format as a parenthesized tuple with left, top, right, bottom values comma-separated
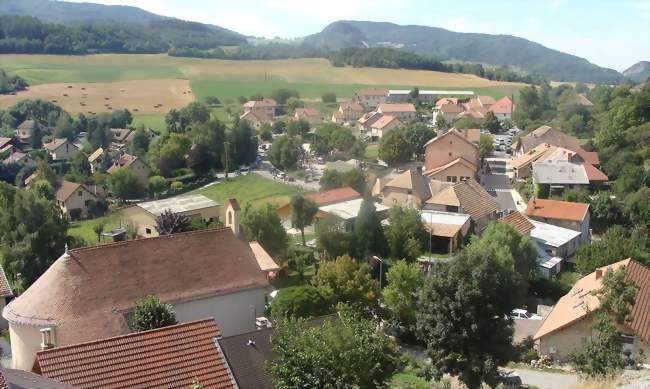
(595, 269, 603, 279)
(225, 198, 241, 237)
(40, 327, 55, 350)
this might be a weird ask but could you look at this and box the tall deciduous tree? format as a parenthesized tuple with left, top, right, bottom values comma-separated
(130, 295, 178, 332)
(385, 206, 428, 262)
(378, 130, 412, 167)
(482, 111, 502, 133)
(400, 123, 435, 158)
(241, 203, 288, 257)
(269, 308, 398, 388)
(290, 195, 318, 246)
(383, 260, 424, 338)
(416, 248, 518, 389)
(311, 255, 380, 311)
(107, 168, 144, 201)
(353, 198, 386, 259)
(269, 135, 302, 171)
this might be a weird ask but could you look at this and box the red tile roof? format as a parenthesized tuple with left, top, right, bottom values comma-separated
(500, 212, 535, 235)
(490, 96, 516, 114)
(583, 163, 608, 182)
(55, 180, 97, 202)
(3, 228, 269, 346)
(372, 115, 401, 130)
(243, 99, 277, 108)
(379, 103, 416, 113)
(525, 198, 590, 222)
(440, 103, 465, 113)
(36, 319, 236, 389)
(340, 101, 364, 111)
(294, 108, 319, 117)
(306, 187, 361, 206)
(43, 138, 69, 151)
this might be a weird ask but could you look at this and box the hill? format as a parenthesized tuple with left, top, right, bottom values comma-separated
(304, 21, 623, 84)
(623, 61, 650, 83)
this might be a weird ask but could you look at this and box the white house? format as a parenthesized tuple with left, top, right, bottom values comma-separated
(43, 138, 79, 161)
(2, 210, 270, 371)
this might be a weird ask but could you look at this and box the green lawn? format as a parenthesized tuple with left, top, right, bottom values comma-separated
(67, 213, 123, 246)
(388, 369, 431, 389)
(132, 114, 167, 133)
(192, 173, 304, 215)
(365, 143, 380, 160)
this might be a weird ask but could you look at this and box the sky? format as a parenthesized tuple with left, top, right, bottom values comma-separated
(65, 0, 650, 72)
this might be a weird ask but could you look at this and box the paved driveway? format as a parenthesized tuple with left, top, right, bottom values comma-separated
(513, 368, 579, 389)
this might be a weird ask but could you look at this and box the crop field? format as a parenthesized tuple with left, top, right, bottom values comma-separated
(0, 54, 524, 130)
(0, 79, 195, 115)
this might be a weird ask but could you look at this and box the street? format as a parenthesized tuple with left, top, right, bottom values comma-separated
(482, 158, 523, 212)
(514, 368, 579, 389)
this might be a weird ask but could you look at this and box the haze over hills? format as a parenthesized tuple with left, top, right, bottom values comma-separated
(304, 21, 623, 84)
(0, 0, 629, 84)
(623, 61, 650, 83)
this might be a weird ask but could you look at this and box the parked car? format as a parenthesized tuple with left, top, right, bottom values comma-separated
(500, 371, 522, 389)
(511, 309, 543, 320)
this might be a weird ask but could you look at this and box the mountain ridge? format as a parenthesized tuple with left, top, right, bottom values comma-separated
(623, 61, 650, 83)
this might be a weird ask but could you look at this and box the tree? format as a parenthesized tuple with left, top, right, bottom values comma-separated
(435, 114, 448, 130)
(241, 204, 288, 257)
(129, 127, 151, 157)
(400, 123, 435, 158)
(155, 209, 192, 235)
(319, 169, 343, 190)
(311, 255, 380, 311)
(68, 152, 92, 182)
(227, 119, 258, 166)
(482, 111, 502, 133)
(290, 195, 318, 246)
(268, 136, 302, 171)
(416, 248, 518, 389)
(378, 130, 412, 166)
(270, 285, 328, 319)
(318, 169, 366, 194)
(570, 268, 639, 377)
(130, 295, 178, 332)
(54, 111, 74, 140)
(204, 96, 221, 106)
(107, 168, 143, 201)
(466, 222, 538, 300)
(0, 183, 68, 291)
(385, 206, 428, 262)
(187, 143, 215, 177)
(272, 121, 286, 135)
(93, 222, 105, 243)
(260, 127, 273, 142)
(147, 175, 167, 199)
(321, 92, 337, 103)
(479, 133, 494, 161)
(383, 260, 424, 337)
(576, 226, 648, 274)
(353, 197, 386, 259)
(285, 97, 304, 112)
(269, 308, 398, 388)
(270, 88, 299, 105)
(315, 216, 355, 260)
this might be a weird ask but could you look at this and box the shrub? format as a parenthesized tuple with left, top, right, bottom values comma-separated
(270, 285, 328, 319)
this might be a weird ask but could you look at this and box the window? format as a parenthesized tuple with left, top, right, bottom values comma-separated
(78, 191, 82, 197)
(145, 228, 152, 235)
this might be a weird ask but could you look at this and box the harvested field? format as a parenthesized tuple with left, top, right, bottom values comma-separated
(0, 78, 195, 114)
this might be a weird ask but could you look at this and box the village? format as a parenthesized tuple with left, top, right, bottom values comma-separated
(0, 70, 646, 389)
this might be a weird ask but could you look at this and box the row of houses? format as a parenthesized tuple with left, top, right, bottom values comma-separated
(433, 94, 517, 122)
(352, 88, 475, 109)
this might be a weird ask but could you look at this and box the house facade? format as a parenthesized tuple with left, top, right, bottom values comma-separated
(3, 224, 270, 371)
(338, 101, 364, 122)
(370, 115, 402, 139)
(55, 180, 99, 220)
(43, 139, 79, 161)
(380, 169, 431, 208)
(108, 153, 151, 183)
(87, 147, 106, 174)
(240, 110, 271, 130)
(243, 99, 277, 118)
(354, 88, 388, 109)
(377, 103, 417, 123)
(424, 130, 479, 182)
(525, 199, 591, 244)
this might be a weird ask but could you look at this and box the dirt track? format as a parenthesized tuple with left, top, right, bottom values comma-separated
(0, 78, 195, 114)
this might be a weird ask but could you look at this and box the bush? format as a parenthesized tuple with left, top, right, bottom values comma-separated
(322, 92, 337, 103)
(130, 295, 177, 332)
(170, 181, 183, 190)
(270, 285, 329, 319)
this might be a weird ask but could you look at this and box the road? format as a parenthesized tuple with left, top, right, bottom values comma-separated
(482, 158, 527, 213)
(513, 368, 579, 389)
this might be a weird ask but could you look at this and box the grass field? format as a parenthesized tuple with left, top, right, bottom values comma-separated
(132, 114, 167, 133)
(0, 54, 525, 110)
(68, 213, 122, 245)
(191, 173, 304, 215)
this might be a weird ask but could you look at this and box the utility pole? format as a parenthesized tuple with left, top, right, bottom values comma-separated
(224, 141, 230, 181)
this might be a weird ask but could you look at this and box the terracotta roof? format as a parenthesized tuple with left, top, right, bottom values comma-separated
(3, 151, 31, 165)
(440, 103, 465, 113)
(36, 319, 236, 389)
(500, 212, 535, 235)
(108, 153, 142, 173)
(0, 265, 13, 298)
(294, 108, 319, 117)
(426, 179, 499, 222)
(583, 163, 608, 182)
(249, 242, 280, 272)
(240, 110, 271, 124)
(535, 259, 650, 344)
(511, 143, 555, 170)
(340, 101, 364, 112)
(55, 180, 97, 202)
(525, 198, 589, 222)
(87, 147, 104, 163)
(435, 97, 458, 107)
(243, 99, 277, 108)
(576, 93, 594, 107)
(2, 228, 269, 346)
(355, 88, 388, 96)
(0, 367, 73, 389)
(384, 169, 432, 200)
(454, 128, 481, 144)
(424, 157, 477, 176)
(476, 95, 497, 106)
(358, 112, 383, 128)
(424, 127, 480, 150)
(371, 115, 402, 130)
(489, 96, 516, 114)
(378, 103, 416, 113)
(43, 138, 69, 151)
(305, 187, 361, 206)
(517, 126, 599, 165)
